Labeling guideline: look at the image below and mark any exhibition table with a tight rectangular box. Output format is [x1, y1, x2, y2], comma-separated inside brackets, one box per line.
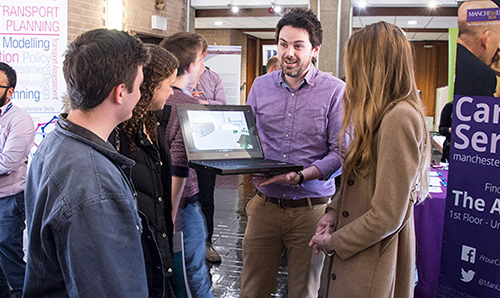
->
[414, 167, 448, 298]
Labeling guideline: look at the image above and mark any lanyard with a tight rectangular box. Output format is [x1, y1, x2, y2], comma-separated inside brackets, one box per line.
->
[0, 102, 13, 116]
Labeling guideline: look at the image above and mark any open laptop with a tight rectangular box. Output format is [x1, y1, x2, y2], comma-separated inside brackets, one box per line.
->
[176, 104, 303, 175]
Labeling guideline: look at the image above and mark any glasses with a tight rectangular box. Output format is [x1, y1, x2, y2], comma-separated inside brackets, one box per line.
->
[0, 85, 11, 89]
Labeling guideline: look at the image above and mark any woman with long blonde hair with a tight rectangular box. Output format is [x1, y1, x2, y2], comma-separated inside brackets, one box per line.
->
[310, 21, 430, 297]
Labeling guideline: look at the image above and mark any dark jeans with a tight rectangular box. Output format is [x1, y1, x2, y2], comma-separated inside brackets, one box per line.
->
[0, 192, 26, 298]
[196, 170, 216, 243]
[0, 266, 11, 298]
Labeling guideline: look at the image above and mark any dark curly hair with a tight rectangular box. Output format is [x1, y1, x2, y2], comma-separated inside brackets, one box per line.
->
[121, 44, 179, 153]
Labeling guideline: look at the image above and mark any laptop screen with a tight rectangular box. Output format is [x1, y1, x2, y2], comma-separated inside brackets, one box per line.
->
[176, 104, 265, 160]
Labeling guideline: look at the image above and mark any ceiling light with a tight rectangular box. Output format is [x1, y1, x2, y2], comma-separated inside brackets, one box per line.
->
[214, 21, 224, 26]
[428, 1, 438, 8]
[407, 20, 418, 25]
[357, 1, 367, 8]
[269, 3, 282, 14]
[230, 5, 239, 13]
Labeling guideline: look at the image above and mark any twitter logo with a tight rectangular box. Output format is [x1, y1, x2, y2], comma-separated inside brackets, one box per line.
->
[461, 269, 475, 283]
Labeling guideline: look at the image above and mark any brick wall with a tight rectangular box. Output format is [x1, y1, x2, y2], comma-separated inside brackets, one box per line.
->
[68, 0, 187, 43]
[68, 0, 105, 42]
[67, 2, 248, 102]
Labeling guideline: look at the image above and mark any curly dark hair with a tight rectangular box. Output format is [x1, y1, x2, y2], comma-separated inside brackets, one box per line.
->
[121, 44, 179, 153]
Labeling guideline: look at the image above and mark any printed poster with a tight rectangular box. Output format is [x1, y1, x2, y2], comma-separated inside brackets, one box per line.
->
[204, 45, 241, 105]
[0, 0, 68, 154]
[437, 2, 500, 297]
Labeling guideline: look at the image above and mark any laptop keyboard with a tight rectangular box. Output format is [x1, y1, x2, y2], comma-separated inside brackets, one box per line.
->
[200, 159, 286, 167]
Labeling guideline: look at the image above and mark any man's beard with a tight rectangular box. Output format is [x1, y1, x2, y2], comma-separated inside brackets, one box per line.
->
[0, 92, 8, 107]
[281, 58, 307, 78]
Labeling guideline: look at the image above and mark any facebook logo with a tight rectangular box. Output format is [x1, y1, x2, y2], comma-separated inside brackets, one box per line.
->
[461, 245, 476, 264]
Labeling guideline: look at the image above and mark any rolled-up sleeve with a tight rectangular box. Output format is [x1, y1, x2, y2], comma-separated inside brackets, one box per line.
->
[311, 84, 346, 180]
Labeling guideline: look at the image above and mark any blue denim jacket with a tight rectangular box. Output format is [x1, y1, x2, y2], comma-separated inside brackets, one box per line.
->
[24, 114, 148, 297]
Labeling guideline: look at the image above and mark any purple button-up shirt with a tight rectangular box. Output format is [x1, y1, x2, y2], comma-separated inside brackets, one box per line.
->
[0, 102, 35, 197]
[247, 64, 346, 199]
[195, 68, 227, 105]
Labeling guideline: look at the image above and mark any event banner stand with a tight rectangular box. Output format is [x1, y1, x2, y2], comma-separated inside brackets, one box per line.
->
[0, 0, 67, 156]
[437, 2, 500, 297]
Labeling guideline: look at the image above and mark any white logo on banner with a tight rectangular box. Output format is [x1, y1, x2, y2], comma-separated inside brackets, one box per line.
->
[461, 268, 475, 283]
[461, 245, 477, 264]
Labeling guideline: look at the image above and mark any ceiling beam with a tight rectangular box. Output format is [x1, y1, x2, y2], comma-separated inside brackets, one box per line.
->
[353, 7, 457, 17]
[196, 8, 277, 18]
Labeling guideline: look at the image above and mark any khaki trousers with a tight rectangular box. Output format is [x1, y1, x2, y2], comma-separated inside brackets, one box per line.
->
[240, 193, 326, 298]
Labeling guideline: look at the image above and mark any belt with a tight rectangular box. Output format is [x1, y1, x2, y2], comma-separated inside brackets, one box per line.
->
[179, 195, 199, 209]
[257, 191, 330, 209]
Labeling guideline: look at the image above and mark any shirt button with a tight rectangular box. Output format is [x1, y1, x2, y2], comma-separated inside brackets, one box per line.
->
[158, 197, 163, 202]
[288, 113, 291, 116]
[331, 273, 336, 280]
[285, 134, 289, 137]
[291, 93, 295, 96]
[347, 179, 355, 186]
[283, 154, 286, 158]
[162, 233, 167, 238]
[342, 211, 349, 218]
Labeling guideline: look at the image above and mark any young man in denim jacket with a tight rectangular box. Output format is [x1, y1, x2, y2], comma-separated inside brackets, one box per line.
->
[24, 29, 149, 297]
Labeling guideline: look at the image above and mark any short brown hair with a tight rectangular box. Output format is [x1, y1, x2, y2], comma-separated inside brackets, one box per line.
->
[63, 29, 148, 110]
[160, 32, 207, 76]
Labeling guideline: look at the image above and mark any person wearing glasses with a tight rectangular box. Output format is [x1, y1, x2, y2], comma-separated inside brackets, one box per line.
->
[0, 62, 35, 298]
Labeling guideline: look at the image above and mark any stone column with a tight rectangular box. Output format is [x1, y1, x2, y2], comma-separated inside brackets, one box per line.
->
[311, 0, 351, 78]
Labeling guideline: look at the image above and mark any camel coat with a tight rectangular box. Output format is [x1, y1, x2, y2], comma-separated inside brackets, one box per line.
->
[326, 101, 425, 298]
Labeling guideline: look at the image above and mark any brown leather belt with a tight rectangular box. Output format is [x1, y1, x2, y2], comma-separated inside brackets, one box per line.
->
[257, 191, 330, 209]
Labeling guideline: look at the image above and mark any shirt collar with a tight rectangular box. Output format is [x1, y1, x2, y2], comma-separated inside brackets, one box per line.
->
[0, 102, 13, 117]
[278, 63, 317, 91]
[173, 86, 193, 97]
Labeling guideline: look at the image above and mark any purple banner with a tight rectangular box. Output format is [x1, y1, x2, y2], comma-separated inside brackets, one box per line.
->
[466, 8, 500, 22]
[437, 95, 500, 297]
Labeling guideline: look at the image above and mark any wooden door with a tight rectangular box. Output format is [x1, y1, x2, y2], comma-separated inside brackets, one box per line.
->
[246, 36, 257, 101]
[414, 42, 438, 117]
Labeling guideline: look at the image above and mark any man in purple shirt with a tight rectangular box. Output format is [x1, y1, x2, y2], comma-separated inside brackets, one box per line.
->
[194, 67, 227, 105]
[241, 8, 346, 298]
[0, 62, 35, 298]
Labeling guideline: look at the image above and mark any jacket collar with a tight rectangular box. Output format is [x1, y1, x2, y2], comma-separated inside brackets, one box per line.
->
[57, 113, 135, 173]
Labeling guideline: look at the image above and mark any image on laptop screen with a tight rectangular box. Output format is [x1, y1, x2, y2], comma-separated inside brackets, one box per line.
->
[177, 104, 265, 161]
[187, 110, 254, 151]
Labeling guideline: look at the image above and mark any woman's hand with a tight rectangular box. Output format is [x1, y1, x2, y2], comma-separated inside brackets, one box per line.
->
[309, 210, 336, 255]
